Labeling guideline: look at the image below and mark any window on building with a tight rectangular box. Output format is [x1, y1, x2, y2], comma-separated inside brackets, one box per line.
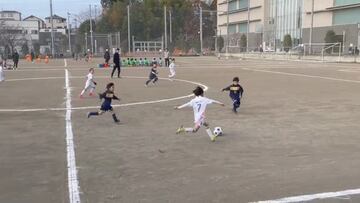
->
[239, 0, 248, 9]
[238, 23, 248, 33]
[334, 0, 360, 6]
[31, 30, 38, 34]
[333, 7, 360, 25]
[228, 24, 237, 34]
[8, 13, 13, 17]
[229, 0, 238, 11]
[1, 14, 5, 17]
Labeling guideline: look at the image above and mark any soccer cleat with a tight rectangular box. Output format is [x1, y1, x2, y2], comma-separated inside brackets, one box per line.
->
[80, 95, 84, 99]
[87, 112, 91, 118]
[210, 135, 216, 142]
[176, 126, 185, 134]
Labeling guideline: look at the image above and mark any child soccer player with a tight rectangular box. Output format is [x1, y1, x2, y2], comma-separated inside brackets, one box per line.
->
[145, 63, 158, 87]
[222, 77, 244, 113]
[168, 58, 176, 79]
[175, 86, 225, 142]
[80, 68, 97, 98]
[87, 82, 121, 123]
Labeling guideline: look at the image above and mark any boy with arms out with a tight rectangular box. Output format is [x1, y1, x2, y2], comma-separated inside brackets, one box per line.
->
[168, 58, 176, 79]
[222, 77, 244, 113]
[175, 86, 225, 142]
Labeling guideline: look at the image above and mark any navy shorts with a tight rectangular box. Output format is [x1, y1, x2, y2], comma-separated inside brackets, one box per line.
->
[100, 103, 113, 111]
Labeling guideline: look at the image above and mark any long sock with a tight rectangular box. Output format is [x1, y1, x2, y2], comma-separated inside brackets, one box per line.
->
[112, 113, 120, 122]
[80, 89, 86, 95]
[206, 128, 214, 139]
[88, 112, 99, 118]
[185, 128, 193, 132]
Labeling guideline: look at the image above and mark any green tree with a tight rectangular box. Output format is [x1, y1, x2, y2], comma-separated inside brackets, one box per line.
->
[324, 30, 338, 54]
[240, 34, 247, 52]
[283, 34, 292, 52]
[217, 36, 224, 52]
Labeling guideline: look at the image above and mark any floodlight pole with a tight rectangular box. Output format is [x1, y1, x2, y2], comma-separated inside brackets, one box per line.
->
[309, 0, 314, 55]
[50, 0, 55, 57]
[127, 5, 131, 53]
[246, 0, 250, 52]
[226, 0, 229, 56]
[67, 12, 72, 54]
[89, 5, 94, 54]
[164, 5, 168, 49]
[169, 9, 172, 43]
[200, 6, 203, 56]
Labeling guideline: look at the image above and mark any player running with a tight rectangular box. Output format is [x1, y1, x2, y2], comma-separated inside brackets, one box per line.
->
[168, 58, 176, 80]
[222, 77, 244, 113]
[175, 86, 225, 142]
[80, 68, 97, 98]
[87, 82, 121, 123]
[145, 63, 159, 87]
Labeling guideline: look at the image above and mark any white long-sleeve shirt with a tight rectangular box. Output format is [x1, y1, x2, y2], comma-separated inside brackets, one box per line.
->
[178, 96, 221, 124]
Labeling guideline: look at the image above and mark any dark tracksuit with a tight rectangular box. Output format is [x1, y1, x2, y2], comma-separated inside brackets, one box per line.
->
[145, 68, 158, 85]
[104, 51, 110, 64]
[88, 90, 120, 123]
[13, 52, 19, 69]
[222, 84, 244, 112]
[111, 52, 121, 78]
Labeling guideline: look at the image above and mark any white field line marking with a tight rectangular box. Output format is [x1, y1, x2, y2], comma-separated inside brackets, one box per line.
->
[242, 68, 360, 84]
[252, 188, 360, 203]
[337, 69, 360, 73]
[64, 59, 68, 67]
[65, 69, 81, 203]
[0, 76, 208, 112]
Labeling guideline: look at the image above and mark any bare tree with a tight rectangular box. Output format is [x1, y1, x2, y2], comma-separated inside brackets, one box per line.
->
[0, 21, 26, 58]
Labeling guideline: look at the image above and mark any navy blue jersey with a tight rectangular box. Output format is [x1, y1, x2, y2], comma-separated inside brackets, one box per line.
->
[222, 84, 244, 98]
[149, 68, 158, 77]
[99, 90, 119, 111]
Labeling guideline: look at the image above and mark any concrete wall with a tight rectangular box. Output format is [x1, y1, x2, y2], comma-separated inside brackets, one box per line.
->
[302, 24, 359, 53]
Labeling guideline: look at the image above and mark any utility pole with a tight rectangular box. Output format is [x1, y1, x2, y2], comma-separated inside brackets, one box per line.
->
[67, 12, 72, 54]
[309, 0, 314, 55]
[85, 32, 88, 51]
[274, 0, 278, 52]
[200, 6, 203, 55]
[246, 0, 250, 52]
[50, 0, 55, 57]
[127, 5, 131, 53]
[169, 9, 172, 43]
[89, 5, 94, 54]
[164, 5, 168, 49]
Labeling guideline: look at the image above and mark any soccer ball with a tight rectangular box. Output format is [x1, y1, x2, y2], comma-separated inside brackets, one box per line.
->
[213, 127, 223, 136]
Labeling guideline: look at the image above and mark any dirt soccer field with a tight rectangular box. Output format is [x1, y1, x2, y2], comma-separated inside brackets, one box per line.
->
[1, 57, 360, 203]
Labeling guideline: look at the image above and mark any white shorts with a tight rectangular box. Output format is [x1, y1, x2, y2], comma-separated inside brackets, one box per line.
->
[84, 81, 95, 91]
[194, 115, 206, 128]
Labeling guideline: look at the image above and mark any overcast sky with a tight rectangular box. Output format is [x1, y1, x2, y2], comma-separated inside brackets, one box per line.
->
[0, 0, 101, 20]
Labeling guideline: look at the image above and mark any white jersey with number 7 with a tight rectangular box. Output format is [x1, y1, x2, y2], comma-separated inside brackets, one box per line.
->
[178, 96, 220, 125]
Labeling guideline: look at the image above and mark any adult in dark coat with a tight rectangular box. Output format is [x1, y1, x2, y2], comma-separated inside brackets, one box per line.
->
[104, 49, 111, 64]
[13, 50, 19, 69]
[111, 48, 121, 78]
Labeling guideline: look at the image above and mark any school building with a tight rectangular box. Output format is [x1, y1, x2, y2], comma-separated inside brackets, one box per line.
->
[217, 0, 360, 52]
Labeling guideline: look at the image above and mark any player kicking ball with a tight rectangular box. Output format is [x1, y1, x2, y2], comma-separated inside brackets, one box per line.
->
[87, 82, 121, 124]
[80, 68, 97, 98]
[175, 86, 225, 142]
